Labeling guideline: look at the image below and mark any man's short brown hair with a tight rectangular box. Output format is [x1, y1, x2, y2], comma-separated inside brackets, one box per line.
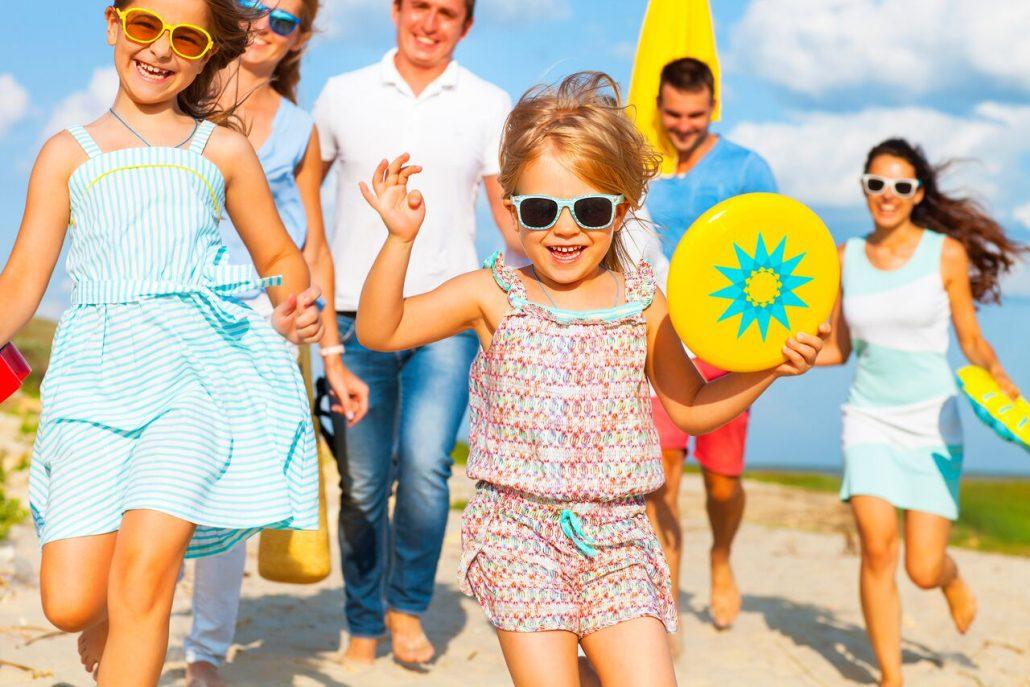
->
[659, 57, 714, 98]
[393, 0, 475, 22]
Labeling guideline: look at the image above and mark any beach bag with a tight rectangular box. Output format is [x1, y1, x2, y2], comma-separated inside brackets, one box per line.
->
[258, 346, 332, 583]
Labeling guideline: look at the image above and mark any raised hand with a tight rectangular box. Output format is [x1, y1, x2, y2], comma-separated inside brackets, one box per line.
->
[774, 323, 831, 377]
[271, 286, 325, 344]
[358, 154, 425, 243]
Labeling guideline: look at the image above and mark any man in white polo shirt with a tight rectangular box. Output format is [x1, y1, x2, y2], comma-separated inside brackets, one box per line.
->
[313, 0, 511, 667]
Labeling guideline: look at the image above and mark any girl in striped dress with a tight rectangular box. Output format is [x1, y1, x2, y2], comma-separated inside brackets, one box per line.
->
[0, 1, 323, 683]
[818, 139, 1024, 687]
[356, 72, 827, 687]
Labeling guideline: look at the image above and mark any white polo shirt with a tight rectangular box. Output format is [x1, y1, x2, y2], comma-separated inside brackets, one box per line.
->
[313, 49, 512, 310]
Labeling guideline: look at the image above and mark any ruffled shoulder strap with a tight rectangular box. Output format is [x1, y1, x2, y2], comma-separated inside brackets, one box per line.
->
[483, 251, 528, 305]
[623, 259, 657, 309]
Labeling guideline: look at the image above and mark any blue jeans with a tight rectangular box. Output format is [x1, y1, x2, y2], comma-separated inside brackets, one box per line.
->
[329, 313, 478, 637]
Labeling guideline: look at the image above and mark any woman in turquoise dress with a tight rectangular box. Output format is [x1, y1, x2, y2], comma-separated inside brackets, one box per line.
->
[818, 138, 1023, 686]
[0, 1, 324, 683]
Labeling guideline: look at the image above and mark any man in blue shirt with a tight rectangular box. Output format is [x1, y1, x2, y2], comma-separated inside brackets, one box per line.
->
[644, 58, 777, 641]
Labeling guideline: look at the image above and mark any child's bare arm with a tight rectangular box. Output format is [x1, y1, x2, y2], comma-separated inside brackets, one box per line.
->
[0, 133, 78, 343]
[356, 155, 487, 351]
[214, 127, 322, 343]
[644, 289, 827, 435]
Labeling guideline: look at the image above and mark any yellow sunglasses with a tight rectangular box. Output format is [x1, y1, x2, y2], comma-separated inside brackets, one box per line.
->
[114, 7, 214, 60]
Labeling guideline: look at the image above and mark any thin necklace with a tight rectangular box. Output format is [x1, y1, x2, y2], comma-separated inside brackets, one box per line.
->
[108, 108, 200, 148]
[529, 265, 621, 310]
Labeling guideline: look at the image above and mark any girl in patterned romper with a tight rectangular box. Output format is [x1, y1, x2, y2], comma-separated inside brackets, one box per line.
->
[357, 72, 828, 686]
[0, 1, 323, 683]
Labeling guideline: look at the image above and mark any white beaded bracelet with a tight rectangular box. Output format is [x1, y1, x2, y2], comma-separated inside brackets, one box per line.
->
[319, 344, 345, 357]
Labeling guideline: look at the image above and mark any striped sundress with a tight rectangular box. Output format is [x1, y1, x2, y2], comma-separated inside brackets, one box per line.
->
[839, 229, 963, 519]
[28, 122, 318, 558]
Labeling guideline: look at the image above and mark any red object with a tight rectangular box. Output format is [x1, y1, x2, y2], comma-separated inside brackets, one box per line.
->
[0, 343, 30, 402]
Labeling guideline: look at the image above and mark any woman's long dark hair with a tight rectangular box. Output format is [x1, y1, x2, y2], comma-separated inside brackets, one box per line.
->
[270, 0, 320, 103]
[865, 138, 1026, 304]
[113, 0, 260, 130]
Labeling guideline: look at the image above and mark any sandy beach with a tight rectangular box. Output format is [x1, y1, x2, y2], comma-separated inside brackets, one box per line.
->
[1, 450, 1028, 686]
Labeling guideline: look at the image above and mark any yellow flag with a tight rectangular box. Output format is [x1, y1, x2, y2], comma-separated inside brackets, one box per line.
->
[627, 0, 721, 176]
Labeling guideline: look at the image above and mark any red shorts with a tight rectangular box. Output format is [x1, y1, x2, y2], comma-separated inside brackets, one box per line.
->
[651, 359, 749, 477]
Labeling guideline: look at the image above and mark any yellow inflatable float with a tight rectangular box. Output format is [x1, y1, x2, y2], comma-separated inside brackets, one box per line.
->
[955, 365, 1029, 452]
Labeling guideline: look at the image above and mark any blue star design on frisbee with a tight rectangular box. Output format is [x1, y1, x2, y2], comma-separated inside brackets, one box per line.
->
[710, 234, 813, 340]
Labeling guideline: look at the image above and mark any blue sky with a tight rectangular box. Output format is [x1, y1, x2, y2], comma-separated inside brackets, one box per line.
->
[1, 0, 1028, 472]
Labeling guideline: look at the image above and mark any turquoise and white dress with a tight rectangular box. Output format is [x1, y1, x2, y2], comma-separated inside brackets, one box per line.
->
[839, 229, 963, 519]
[28, 122, 318, 557]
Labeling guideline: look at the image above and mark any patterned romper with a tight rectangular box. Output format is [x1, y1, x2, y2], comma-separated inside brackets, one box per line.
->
[458, 252, 677, 636]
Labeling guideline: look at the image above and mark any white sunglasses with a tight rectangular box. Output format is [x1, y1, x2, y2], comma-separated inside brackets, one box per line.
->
[861, 174, 921, 199]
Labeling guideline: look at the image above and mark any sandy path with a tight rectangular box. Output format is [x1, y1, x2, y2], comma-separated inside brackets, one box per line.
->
[1, 462, 1028, 686]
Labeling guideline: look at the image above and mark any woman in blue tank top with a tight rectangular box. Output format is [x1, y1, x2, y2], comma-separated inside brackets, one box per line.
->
[818, 139, 1024, 687]
[178, 2, 369, 684]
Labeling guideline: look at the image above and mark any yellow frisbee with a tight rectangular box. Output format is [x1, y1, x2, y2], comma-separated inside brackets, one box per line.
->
[955, 365, 1029, 452]
[666, 193, 840, 372]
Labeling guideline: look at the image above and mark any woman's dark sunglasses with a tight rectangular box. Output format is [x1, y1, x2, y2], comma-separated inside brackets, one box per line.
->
[239, 0, 302, 36]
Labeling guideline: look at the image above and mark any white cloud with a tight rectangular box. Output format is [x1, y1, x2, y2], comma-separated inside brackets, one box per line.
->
[41, 67, 119, 138]
[316, 0, 386, 39]
[728, 102, 1030, 211]
[730, 0, 1030, 98]
[1014, 203, 1030, 230]
[0, 74, 30, 138]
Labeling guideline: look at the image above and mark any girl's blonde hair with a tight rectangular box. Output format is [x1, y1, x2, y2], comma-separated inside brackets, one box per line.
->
[498, 71, 661, 272]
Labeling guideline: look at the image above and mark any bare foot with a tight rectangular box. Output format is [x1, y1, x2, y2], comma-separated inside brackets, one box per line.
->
[942, 575, 977, 634]
[710, 552, 741, 630]
[385, 609, 435, 665]
[186, 660, 227, 687]
[77, 619, 108, 679]
[879, 675, 903, 687]
[339, 636, 378, 669]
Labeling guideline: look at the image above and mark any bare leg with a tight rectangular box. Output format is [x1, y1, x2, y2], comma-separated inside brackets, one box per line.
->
[903, 511, 976, 634]
[851, 496, 903, 687]
[701, 468, 744, 629]
[97, 509, 195, 687]
[40, 533, 117, 677]
[496, 629, 581, 687]
[644, 449, 685, 654]
[385, 608, 435, 664]
[581, 617, 677, 687]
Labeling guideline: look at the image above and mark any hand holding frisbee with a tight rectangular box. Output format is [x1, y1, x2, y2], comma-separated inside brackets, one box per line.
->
[666, 193, 839, 372]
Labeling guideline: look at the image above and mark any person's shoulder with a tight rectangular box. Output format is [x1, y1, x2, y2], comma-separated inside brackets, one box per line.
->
[718, 137, 768, 165]
[456, 66, 511, 104]
[36, 129, 88, 179]
[280, 97, 315, 129]
[940, 233, 968, 264]
[207, 123, 252, 155]
[320, 62, 381, 95]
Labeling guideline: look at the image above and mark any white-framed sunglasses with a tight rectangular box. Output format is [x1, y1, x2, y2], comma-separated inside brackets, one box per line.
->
[861, 174, 921, 199]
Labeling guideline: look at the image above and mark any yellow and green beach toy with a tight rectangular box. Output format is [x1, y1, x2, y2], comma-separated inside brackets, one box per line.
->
[955, 365, 1030, 452]
[666, 193, 840, 372]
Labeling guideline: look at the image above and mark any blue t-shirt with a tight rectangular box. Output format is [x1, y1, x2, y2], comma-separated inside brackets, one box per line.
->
[219, 97, 315, 299]
[646, 137, 777, 258]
